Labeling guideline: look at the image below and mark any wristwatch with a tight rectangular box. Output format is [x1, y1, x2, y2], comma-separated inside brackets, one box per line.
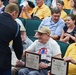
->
[47, 63, 51, 70]
[47, 63, 51, 66]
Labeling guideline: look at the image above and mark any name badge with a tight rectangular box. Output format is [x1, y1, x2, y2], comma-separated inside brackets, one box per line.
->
[41, 54, 46, 59]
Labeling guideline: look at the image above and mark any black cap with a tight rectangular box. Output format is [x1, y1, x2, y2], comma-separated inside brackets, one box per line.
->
[27, 1, 35, 8]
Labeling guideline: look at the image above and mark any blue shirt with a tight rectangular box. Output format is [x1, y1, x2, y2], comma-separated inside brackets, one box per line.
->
[22, 36, 33, 50]
[44, 0, 51, 7]
[39, 17, 65, 36]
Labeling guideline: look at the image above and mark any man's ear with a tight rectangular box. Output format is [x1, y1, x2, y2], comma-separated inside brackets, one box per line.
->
[11, 11, 15, 16]
[13, 11, 17, 16]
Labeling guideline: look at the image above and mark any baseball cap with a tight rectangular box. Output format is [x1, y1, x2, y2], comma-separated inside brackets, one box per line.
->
[35, 26, 51, 35]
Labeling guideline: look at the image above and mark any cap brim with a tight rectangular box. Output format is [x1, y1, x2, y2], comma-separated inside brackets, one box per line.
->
[35, 30, 46, 34]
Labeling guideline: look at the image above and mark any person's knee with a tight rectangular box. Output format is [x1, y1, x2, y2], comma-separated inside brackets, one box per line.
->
[11, 67, 18, 75]
[18, 68, 30, 75]
[28, 71, 39, 75]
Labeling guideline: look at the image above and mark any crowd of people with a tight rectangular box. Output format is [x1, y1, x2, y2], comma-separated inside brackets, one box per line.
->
[0, 0, 76, 75]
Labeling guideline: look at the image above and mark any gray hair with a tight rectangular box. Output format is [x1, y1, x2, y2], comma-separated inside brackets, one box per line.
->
[51, 7, 61, 15]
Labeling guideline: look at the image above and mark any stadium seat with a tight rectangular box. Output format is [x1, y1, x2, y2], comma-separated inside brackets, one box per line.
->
[25, 19, 41, 36]
[18, 17, 26, 27]
[56, 40, 69, 57]
[63, 9, 71, 14]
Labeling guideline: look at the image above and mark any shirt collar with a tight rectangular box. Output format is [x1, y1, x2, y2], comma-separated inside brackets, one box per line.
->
[22, 36, 28, 44]
[37, 3, 45, 9]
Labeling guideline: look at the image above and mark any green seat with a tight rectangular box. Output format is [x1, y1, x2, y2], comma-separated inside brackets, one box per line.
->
[18, 17, 26, 27]
[18, 0, 22, 5]
[25, 19, 41, 36]
[56, 40, 69, 57]
[63, 9, 71, 14]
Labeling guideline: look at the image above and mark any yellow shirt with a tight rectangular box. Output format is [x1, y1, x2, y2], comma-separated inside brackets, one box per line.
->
[32, 3, 51, 20]
[63, 0, 72, 9]
[21, 9, 33, 19]
[64, 43, 76, 59]
[64, 43, 76, 75]
[60, 10, 67, 21]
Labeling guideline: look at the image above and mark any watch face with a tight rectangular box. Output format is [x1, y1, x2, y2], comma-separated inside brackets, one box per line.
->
[48, 63, 51, 66]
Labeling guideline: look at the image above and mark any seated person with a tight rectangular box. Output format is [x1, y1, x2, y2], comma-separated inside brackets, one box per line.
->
[16, 26, 62, 75]
[57, 0, 67, 21]
[15, 18, 33, 50]
[11, 18, 33, 75]
[36, 7, 65, 40]
[48, 43, 76, 75]
[64, 43, 76, 75]
[22, 0, 51, 20]
[19, 1, 35, 19]
[70, 0, 76, 15]
[63, 0, 72, 9]
[64, 57, 76, 65]
[60, 14, 76, 44]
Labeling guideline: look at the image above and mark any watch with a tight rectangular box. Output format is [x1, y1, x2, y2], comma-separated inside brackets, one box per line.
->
[47, 63, 51, 66]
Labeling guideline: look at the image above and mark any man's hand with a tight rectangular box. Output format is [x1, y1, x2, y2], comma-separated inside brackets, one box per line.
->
[39, 62, 48, 69]
[64, 57, 76, 64]
[16, 60, 25, 67]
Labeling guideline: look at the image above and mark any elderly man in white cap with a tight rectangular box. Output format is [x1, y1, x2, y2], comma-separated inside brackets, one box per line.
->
[17, 26, 62, 75]
[11, 18, 33, 75]
[15, 18, 33, 50]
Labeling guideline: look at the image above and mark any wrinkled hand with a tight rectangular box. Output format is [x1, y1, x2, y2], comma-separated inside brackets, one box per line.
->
[64, 57, 75, 64]
[16, 60, 25, 67]
[39, 62, 48, 69]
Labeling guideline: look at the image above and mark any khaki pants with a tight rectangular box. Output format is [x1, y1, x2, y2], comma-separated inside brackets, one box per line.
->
[12, 67, 22, 75]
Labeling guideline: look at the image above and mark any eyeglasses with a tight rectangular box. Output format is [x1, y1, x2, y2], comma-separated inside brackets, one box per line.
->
[37, 32, 44, 36]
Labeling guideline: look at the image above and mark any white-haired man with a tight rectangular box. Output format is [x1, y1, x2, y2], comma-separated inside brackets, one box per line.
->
[16, 26, 62, 75]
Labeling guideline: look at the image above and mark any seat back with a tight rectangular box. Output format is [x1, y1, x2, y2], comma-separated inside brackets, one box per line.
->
[18, 17, 26, 27]
[25, 19, 41, 36]
[56, 40, 69, 57]
[63, 9, 71, 14]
